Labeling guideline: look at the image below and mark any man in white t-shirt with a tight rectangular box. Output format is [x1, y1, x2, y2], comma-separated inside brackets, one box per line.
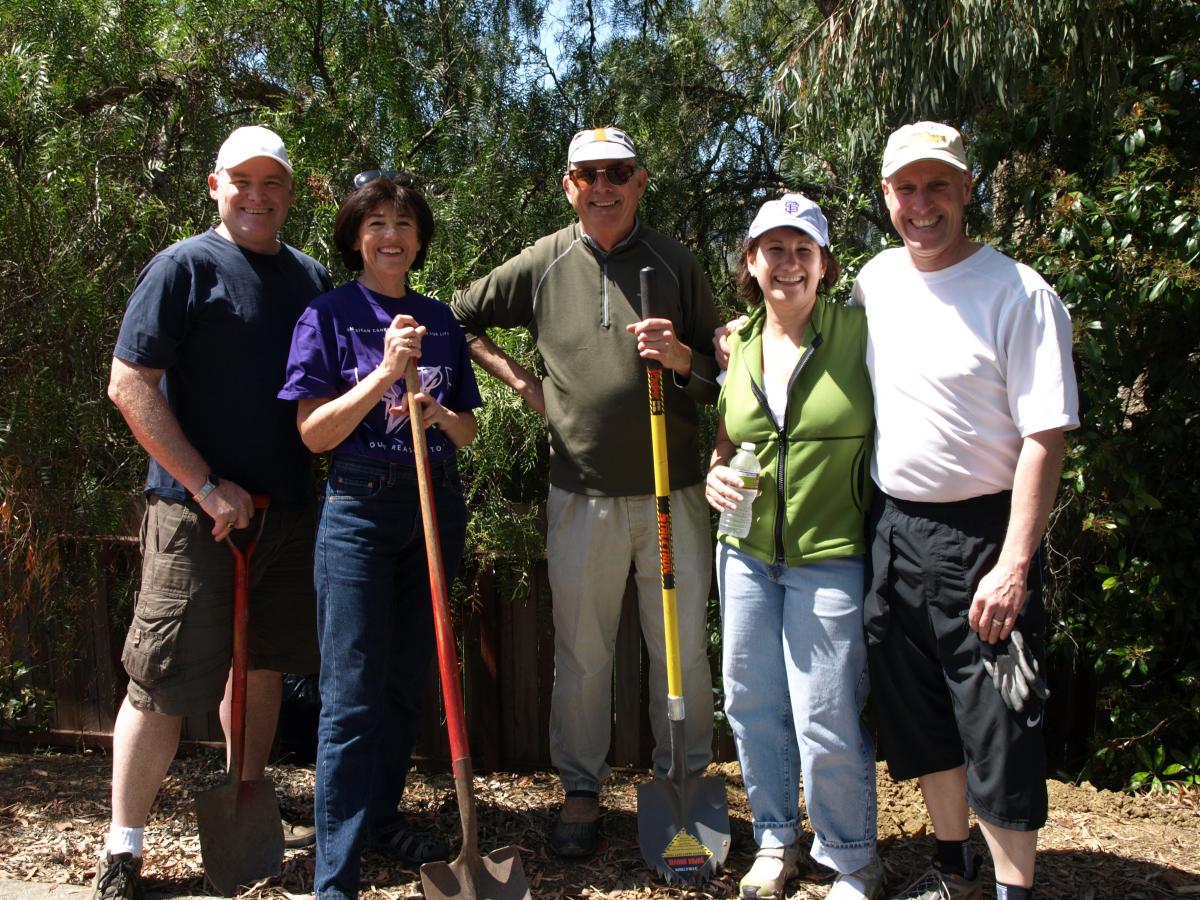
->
[853, 122, 1078, 900]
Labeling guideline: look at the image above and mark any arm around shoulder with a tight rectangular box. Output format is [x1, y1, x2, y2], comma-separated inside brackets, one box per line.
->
[673, 259, 721, 403]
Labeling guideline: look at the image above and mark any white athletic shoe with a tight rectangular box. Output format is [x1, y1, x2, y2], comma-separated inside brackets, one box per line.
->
[827, 856, 885, 899]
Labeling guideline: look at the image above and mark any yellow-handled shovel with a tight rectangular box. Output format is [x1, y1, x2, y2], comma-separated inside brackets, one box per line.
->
[633, 267, 730, 884]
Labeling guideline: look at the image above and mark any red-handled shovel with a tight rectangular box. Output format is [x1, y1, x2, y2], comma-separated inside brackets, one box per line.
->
[197, 495, 284, 896]
[404, 359, 532, 900]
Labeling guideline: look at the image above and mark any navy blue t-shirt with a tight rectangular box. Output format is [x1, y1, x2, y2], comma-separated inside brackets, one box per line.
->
[114, 229, 331, 508]
[279, 281, 482, 464]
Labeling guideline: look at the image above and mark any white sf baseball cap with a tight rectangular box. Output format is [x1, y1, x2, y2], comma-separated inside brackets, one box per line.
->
[745, 193, 829, 248]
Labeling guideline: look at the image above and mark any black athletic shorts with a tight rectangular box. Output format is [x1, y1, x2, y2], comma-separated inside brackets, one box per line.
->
[864, 490, 1048, 831]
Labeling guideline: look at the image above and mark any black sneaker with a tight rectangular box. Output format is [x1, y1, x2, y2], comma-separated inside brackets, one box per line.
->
[91, 852, 143, 900]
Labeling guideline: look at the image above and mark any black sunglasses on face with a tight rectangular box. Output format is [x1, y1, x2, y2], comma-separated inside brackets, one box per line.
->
[566, 164, 637, 187]
[353, 169, 416, 190]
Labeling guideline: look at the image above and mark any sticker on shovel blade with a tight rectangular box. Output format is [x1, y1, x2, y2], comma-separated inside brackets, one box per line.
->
[662, 828, 713, 876]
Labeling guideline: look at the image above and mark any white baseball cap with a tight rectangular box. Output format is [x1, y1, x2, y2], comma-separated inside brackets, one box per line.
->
[881, 121, 968, 178]
[745, 193, 829, 248]
[214, 125, 292, 175]
[567, 126, 637, 164]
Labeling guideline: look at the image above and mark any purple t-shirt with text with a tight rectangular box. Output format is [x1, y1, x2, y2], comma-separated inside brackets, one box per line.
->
[279, 281, 482, 464]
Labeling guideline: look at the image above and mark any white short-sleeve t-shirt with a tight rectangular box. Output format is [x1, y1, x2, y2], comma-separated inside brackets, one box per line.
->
[852, 245, 1079, 503]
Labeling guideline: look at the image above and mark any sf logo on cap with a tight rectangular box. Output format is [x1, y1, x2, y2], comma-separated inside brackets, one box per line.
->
[784, 200, 800, 214]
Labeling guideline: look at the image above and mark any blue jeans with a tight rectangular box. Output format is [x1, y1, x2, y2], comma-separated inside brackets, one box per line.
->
[717, 543, 876, 875]
[313, 455, 467, 900]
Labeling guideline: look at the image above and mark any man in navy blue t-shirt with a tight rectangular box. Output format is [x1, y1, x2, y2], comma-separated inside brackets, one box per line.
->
[92, 126, 330, 900]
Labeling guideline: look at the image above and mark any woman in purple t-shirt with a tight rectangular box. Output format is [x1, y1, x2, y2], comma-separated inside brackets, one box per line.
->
[279, 174, 482, 899]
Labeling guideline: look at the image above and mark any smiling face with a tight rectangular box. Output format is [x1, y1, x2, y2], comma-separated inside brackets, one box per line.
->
[562, 157, 648, 251]
[207, 156, 293, 254]
[355, 203, 423, 293]
[882, 159, 974, 271]
[747, 227, 827, 315]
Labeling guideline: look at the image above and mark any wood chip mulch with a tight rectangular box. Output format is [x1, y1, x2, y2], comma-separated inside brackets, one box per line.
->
[1, 749, 1198, 897]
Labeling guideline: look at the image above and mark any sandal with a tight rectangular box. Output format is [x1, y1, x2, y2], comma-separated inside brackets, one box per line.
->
[369, 821, 450, 865]
[740, 844, 802, 899]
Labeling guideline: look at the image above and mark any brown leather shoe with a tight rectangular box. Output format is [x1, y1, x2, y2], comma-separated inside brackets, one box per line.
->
[550, 796, 600, 858]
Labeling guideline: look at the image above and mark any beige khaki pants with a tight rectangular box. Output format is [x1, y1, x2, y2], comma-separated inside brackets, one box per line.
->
[547, 483, 714, 792]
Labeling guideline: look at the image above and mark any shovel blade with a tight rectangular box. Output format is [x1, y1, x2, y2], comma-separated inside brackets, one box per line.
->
[196, 776, 283, 896]
[420, 845, 531, 900]
[637, 775, 730, 884]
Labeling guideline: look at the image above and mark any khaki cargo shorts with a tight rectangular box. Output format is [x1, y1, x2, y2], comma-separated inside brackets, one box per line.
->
[122, 495, 320, 717]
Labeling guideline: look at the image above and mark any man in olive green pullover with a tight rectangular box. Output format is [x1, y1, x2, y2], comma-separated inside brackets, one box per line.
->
[450, 126, 720, 857]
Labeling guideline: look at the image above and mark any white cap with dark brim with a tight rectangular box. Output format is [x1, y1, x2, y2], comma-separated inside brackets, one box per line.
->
[881, 121, 968, 178]
[568, 127, 637, 165]
[215, 125, 293, 175]
[745, 193, 829, 248]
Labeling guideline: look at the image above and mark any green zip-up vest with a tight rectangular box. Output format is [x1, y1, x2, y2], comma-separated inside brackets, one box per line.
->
[717, 296, 874, 567]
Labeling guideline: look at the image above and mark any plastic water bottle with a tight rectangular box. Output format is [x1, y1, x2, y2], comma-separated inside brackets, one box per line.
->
[718, 442, 760, 538]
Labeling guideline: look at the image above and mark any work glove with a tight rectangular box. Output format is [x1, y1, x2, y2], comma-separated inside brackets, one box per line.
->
[981, 628, 1049, 712]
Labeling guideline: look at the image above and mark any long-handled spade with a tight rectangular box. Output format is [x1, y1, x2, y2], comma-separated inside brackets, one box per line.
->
[197, 495, 285, 896]
[634, 267, 731, 884]
[404, 360, 532, 900]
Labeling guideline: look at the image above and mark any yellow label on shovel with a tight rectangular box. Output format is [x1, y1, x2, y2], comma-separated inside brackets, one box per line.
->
[662, 828, 714, 876]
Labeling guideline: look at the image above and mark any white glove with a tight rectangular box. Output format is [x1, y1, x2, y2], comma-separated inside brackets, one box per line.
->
[982, 628, 1049, 712]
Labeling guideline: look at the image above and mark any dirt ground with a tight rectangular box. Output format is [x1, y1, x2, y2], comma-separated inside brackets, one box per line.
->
[0, 748, 1197, 899]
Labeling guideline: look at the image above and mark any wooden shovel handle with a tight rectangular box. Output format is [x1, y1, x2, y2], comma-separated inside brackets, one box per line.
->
[405, 359, 470, 764]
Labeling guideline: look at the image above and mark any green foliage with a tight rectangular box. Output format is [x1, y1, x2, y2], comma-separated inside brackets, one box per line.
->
[2, 0, 1198, 787]
[0, 661, 55, 732]
[1012, 33, 1200, 783]
[1129, 744, 1200, 795]
[775, 0, 1138, 174]
[768, 0, 1200, 786]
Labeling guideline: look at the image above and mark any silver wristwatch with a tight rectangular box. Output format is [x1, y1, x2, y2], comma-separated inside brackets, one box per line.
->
[192, 474, 220, 504]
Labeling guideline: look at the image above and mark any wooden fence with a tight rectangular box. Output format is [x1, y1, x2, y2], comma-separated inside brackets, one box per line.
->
[2, 524, 738, 771]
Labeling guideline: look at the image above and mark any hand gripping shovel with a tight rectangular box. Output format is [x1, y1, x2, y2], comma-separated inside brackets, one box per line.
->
[404, 360, 532, 900]
[634, 267, 730, 884]
[197, 495, 284, 896]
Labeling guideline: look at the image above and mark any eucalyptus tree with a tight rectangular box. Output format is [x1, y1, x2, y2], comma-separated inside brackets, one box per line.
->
[0, 0, 565, 659]
[764, 0, 1200, 785]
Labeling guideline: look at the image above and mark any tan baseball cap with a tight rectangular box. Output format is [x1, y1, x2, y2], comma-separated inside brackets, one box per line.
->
[881, 122, 968, 178]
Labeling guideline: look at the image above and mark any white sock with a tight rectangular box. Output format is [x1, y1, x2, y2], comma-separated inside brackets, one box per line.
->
[106, 825, 144, 858]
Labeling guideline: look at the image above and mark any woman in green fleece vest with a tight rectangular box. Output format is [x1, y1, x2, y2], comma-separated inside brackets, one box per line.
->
[705, 195, 883, 900]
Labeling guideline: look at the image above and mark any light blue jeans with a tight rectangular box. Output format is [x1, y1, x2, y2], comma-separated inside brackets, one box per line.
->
[717, 543, 877, 874]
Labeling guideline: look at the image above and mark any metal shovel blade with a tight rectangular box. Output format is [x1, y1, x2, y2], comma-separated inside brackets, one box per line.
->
[637, 774, 731, 884]
[196, 775, 283, 896]
[420, 845, 531, 900]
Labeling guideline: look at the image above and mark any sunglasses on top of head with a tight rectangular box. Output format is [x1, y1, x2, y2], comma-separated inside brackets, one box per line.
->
[566, 164, 637, 187]
[353, 169, 416, 190]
